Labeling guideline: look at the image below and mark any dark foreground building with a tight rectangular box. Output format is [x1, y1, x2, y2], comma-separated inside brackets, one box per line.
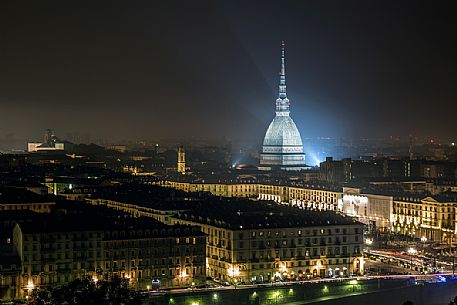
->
[2, 202, 205, 300]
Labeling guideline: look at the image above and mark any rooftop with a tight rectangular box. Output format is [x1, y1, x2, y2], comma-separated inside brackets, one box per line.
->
[0, 186, 54, 204]
[92, 183, 199, 211]
[18, 201, 204, 238]
[91, 184, 357, 230]
[176, 200, 359, 230]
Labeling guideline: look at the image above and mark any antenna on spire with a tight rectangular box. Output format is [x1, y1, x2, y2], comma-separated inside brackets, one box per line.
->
[280, 40, 286, 76]
[278, 40, 287, 100]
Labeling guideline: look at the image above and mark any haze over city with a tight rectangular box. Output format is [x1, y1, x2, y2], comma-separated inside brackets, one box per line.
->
[1, 1, 456, 145]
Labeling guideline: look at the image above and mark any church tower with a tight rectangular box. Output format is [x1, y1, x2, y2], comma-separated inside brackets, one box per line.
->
[177, 146, 186, 174]
[259, 42, 307, 170]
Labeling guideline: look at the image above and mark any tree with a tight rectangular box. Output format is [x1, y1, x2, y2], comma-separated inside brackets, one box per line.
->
[28, 276, 142, 305]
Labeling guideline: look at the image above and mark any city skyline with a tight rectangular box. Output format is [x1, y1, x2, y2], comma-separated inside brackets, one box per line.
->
[0, 1, 456, 143]
[2, 2, 457, 304]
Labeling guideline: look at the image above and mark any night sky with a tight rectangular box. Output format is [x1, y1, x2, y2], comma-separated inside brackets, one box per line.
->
[0, 1, 456, 144]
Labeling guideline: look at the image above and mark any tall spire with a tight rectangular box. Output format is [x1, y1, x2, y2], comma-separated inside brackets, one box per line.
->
[276, 41, 290, 115]
[279, 40, 287, 99]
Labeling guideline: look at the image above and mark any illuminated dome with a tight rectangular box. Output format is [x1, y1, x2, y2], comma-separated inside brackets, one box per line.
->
[259, 42, 307, 171]
[263, 115, 303, 148]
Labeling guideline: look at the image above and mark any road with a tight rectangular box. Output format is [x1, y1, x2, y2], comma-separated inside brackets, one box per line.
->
[143, 273, 454, 296]
[305, 280, 457, 305]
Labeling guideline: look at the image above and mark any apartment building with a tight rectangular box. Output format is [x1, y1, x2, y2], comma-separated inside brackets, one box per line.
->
[169, 201, 364, 284]
[392, 193, 457, 243]
[10, 204, 206, 299]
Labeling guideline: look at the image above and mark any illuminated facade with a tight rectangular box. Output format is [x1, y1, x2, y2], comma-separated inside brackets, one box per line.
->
[118, 180, 457, 245]
[11, 216, 206, 299]
[159, 181, 259, 199]
[171, 208, 364, 283]
[159, 181, 342, 211]
[392, 195, 456, 243]
[288, 187, 342, 211]
[259, 42, 306, 171]
[342, 187, 393, 229]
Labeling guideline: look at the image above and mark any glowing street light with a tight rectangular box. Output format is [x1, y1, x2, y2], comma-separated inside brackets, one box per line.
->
[408, 247, 417, 269]
[273, 291, 281, 305]
[227, 265, 240, 277]
[227, 265, 240, 285]
[421, 236, 427, 243]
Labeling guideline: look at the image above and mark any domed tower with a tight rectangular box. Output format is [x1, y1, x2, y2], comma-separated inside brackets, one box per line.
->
[259, 42, 307, 171]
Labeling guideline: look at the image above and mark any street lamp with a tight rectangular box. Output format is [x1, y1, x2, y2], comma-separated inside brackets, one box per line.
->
[212, 292, 219, 304]
[273, 291, 280, 305]
[408, 247, 417, 270]
[227, 265, 240, 285]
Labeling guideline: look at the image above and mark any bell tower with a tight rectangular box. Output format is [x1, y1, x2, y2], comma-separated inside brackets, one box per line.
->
[177, 146, 186, 174]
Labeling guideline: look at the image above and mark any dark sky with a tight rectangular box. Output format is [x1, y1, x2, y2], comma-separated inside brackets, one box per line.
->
[0, 1, 456, 144]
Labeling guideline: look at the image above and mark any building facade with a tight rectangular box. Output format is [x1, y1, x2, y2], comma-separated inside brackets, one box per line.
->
[170, 208, 364, 284]
[392, 195, 456, 243]
[10, 211, 206, 300]
[342, 187, 393, 230]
